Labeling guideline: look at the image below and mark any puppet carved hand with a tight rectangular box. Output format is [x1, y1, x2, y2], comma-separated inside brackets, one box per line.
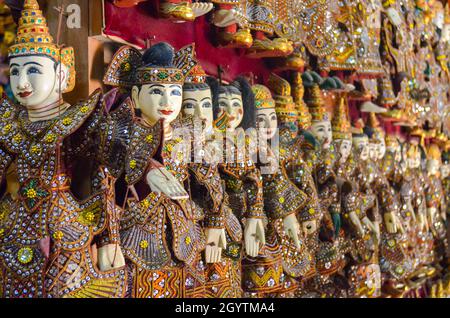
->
[205, 228, 227, 263]
[244, 218, 265, 257]
[350, 211, 365, 237]
[283, 213, 302, 250]
[384, 212, 399, 234]
[97, 244, 126, 271]
[146, 167, 189, 200]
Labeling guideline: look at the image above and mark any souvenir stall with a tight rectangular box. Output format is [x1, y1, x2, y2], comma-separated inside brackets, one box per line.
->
[0, 0, 449, 298]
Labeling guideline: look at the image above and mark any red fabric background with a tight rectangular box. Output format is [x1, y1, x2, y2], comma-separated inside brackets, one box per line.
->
[104, 0, 403, 136]
[103, 0, 271, 83]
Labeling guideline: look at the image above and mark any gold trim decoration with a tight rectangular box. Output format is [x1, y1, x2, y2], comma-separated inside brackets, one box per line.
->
[9, 0, 75, 93]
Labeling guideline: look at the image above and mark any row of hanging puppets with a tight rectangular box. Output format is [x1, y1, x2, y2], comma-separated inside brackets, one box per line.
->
[0, 0, 449, 299]
[105, 0, 450, 133]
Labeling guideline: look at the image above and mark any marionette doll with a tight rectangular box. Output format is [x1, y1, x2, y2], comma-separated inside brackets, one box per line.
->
[331, 94, 366, 238]
[245, 0, 293, 58]
[318, 0, 361, 72]
[240, 83, 309, 297]
[0, 0, 130, 298]
[181, 60, 244, 298]
[401, 133, 434, 274]
[267, 73, 318, 284]
[104, 42, 209, 298]
[339, 120, 383, 297]
[378, 134, 414, 297]
[301, 72, 342, 238]
[268, 73, 350, 297]
[424, 140, 448, 261]
[206, 75, 270, 294]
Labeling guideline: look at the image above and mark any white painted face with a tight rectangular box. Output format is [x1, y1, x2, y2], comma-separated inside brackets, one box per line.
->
[353, 136, 370, 161]
[407, 147, 421, 169]
[443, 25, 450, 43]
[369, 142, 379, 161]
[132, 83, 183, 125]
[377, 137, 386, 160]
[427, 159, 440, 175]
[310, 120, 332, 149]
[440, 164, 450, 178]
[10, 56, 68, 109]
[336, 139, 352, 163]
[433, 10, 444, 30]
[256, 108, 277, 140]
[182, 88, 213, 129]
[218, 92, 243, 130]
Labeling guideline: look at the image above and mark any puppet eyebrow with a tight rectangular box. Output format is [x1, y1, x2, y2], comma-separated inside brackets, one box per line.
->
[24, 62, 43, 67]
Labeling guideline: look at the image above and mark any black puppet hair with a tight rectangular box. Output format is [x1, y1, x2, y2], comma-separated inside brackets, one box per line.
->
[183, 82, 210, 91]
[206, 76, 256, 129]
[142, 42, 175, 68]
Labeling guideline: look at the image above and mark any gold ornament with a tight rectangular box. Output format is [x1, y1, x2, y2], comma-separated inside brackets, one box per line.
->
[9, 0, 75, 93]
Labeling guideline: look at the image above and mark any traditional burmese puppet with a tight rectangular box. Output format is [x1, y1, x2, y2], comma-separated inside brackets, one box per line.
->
[401, 132, 435, 272]
[267, 73, 319, 279]
[244, 0, 293, 58]
[424, 139, 448, 262]
[104, 42, 208, 298]
[301, 72, 341, 238]
[0, 0, 131, 298]
[206, 75, 272, 294]
[340, 119, 382, 297]
[378, 134, 414, 296]
[180, 58, 243, 298]
[331, 94, 366, 239]
[242, 83, 310, 297]
[267, 73, 349, 298]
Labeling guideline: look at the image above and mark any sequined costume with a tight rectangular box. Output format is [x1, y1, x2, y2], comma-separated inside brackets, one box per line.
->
[0, 91, 128, 298]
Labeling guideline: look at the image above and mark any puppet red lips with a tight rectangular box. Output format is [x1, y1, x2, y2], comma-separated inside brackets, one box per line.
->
[159, 109, 174, 116]
[18, 91, 32, 98]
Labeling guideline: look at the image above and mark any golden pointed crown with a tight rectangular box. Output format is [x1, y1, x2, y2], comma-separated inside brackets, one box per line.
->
[267, 73, 298, 123]
[292, 72, 311, 130]
[184, 45, 206, 84]
[427, 143, 442, 162]
[332, 94, 352, 140]
[304, 84, 329, 122]
[252, 84, 275, 110]
[9, 0, 75, 92]
[185, 64, 207, 84]
[385, 134, 399, 148]
[366, 112, 385, 141]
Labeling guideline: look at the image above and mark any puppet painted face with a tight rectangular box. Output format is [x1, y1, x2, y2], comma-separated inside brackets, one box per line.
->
[335, 139, 352, 163]
[132, 83, 183, 125]
[353, 136, 370, 161]
[310, 120, 332, 149]
[256, 108, 278, 140]
[10, 55, 68, 109]
[440, 164, 450, 178]
[369, 142, 379, 161]
[427, 159, 441, 175]
[377, 137, 386, 160]
[182, 86, 214, 129]
[218, 91, 244, 130]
